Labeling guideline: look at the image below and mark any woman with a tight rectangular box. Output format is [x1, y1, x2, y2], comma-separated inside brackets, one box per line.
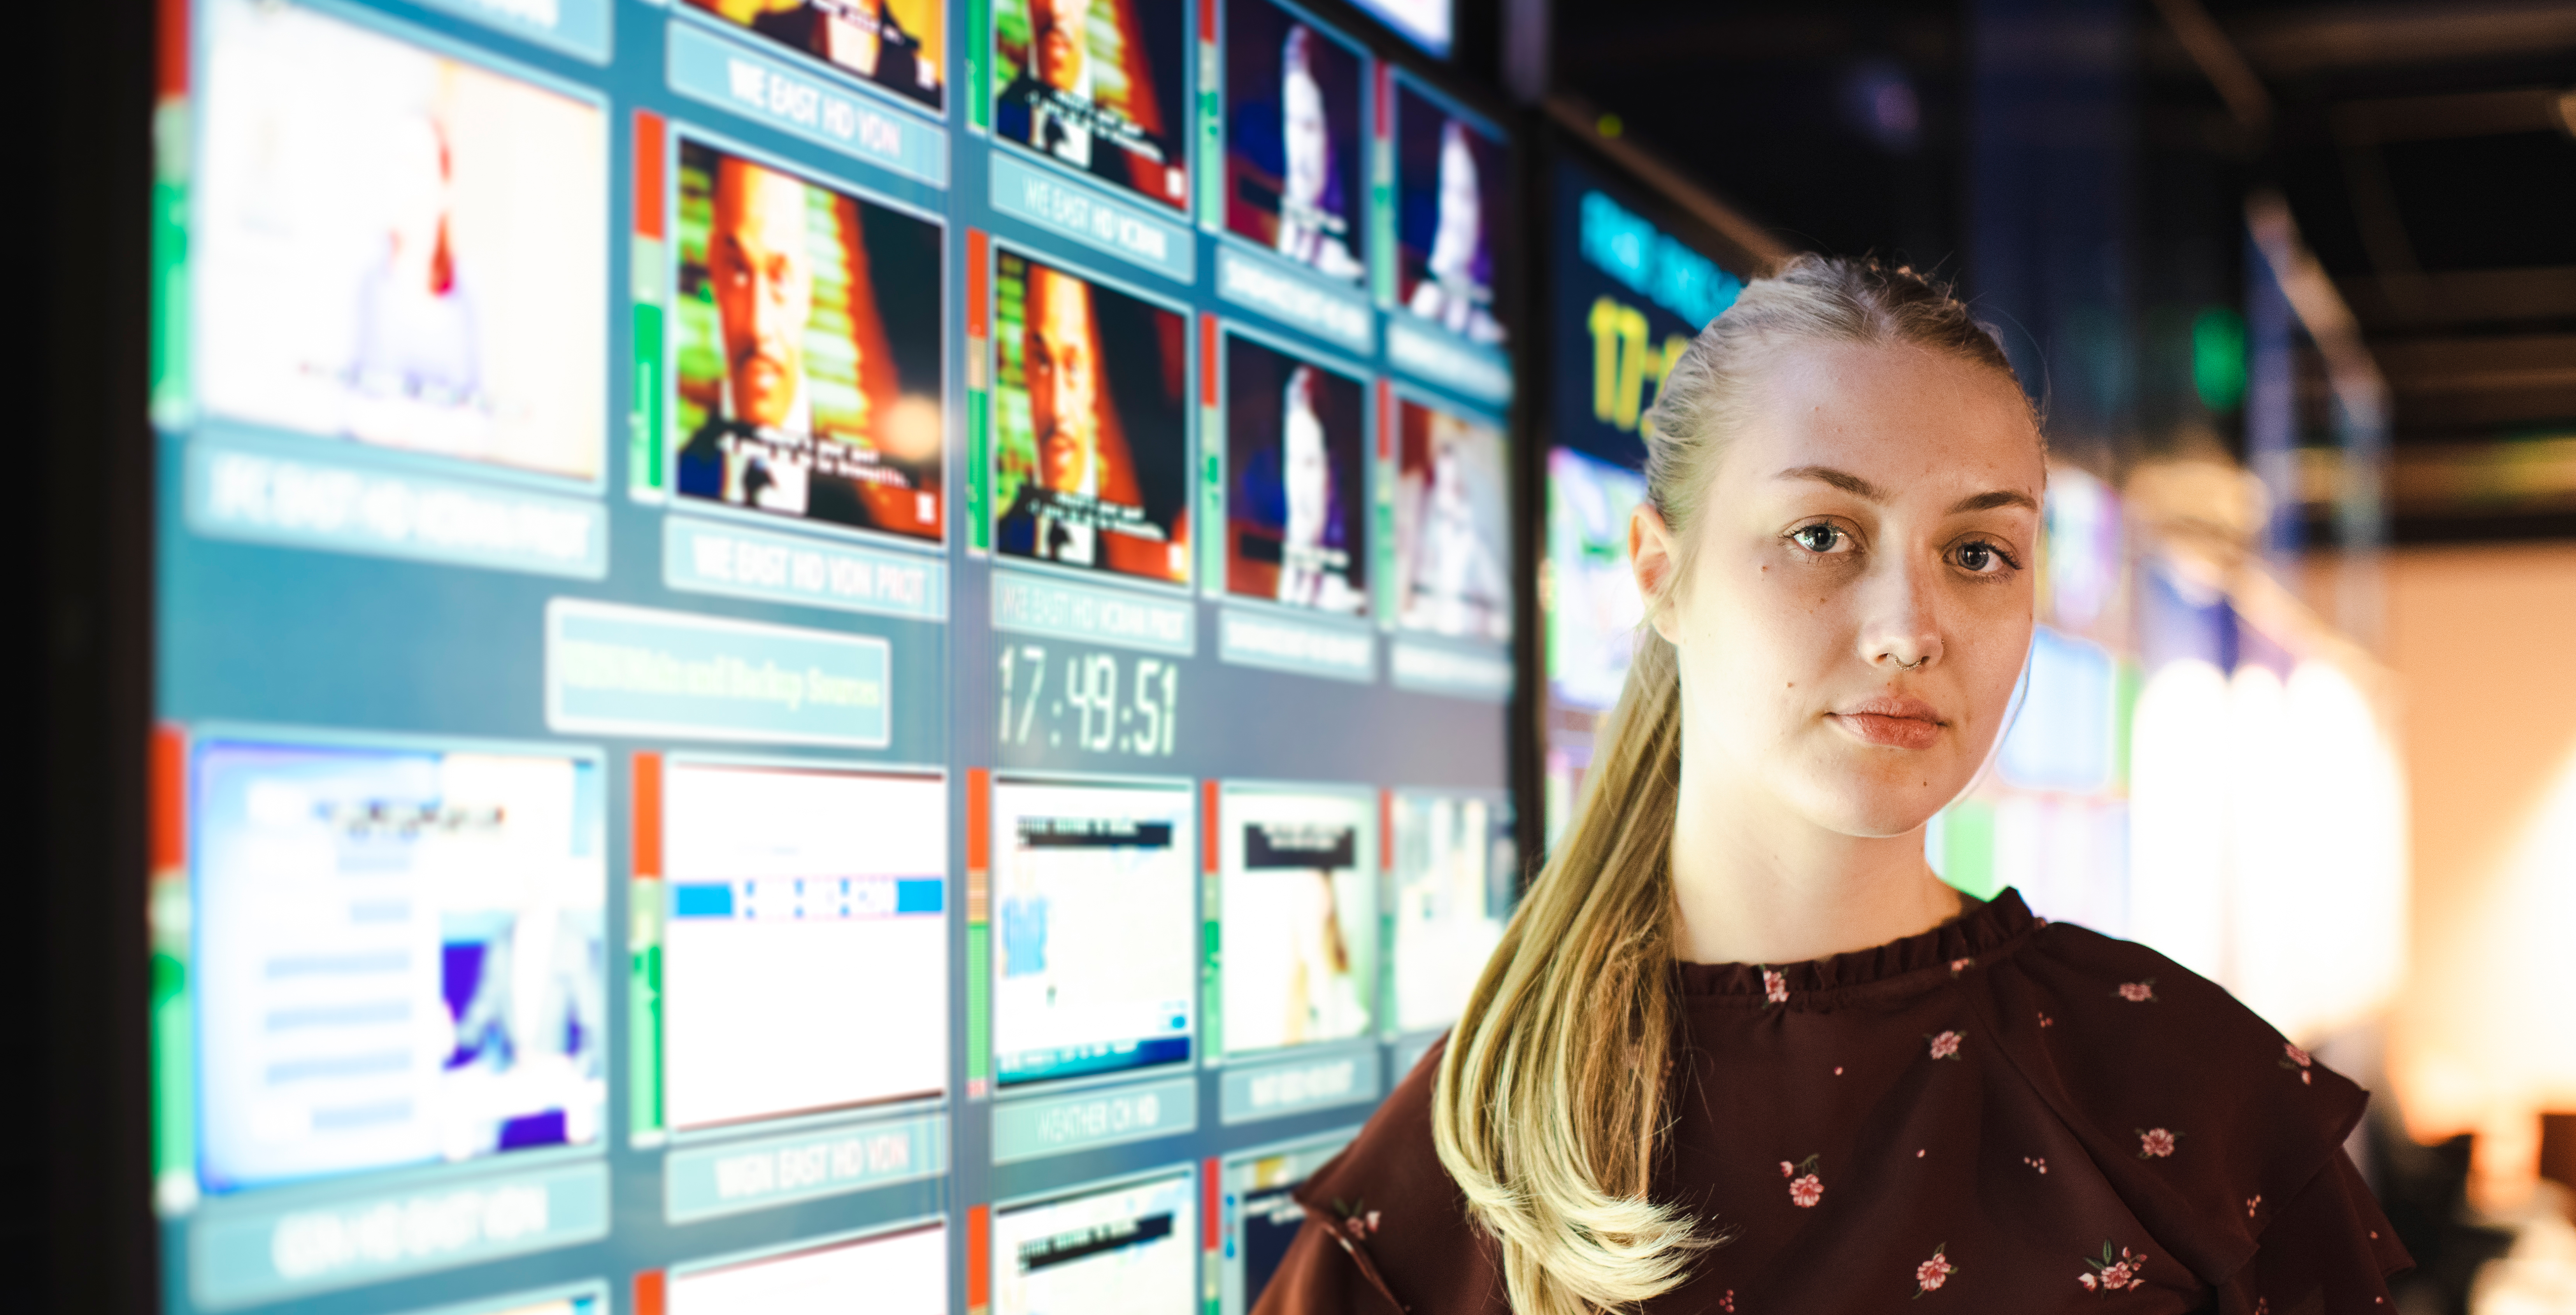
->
[1405, 120, 1504, 346]
[1277, 366, 1363, 614]
[1255, 258, 2407, 1313]
[1274, 25, 1364, 282]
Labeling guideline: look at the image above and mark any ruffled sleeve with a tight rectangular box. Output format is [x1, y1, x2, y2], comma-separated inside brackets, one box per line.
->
[2208, 1150, 2413, 1313]
[1975, 920, 2411, 1302]
[1252, 1038, 1507, 1315]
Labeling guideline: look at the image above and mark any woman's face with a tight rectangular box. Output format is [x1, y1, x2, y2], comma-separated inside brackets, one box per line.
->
[1283, 60, 1328, 209]
[1428, 128, 1481, 277]
[1637, 339, 2044, 839]
[1283, 394, 1329, 550]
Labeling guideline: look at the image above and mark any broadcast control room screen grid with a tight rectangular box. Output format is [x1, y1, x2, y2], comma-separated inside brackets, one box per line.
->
[149, 0, 1506, 1310]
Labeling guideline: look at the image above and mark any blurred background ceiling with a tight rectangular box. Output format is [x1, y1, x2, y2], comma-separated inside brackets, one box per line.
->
[1537, 0, 2576, 544]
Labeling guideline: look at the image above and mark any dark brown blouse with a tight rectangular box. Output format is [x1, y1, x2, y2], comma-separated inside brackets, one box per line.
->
[1255, 890, 2410, 1314]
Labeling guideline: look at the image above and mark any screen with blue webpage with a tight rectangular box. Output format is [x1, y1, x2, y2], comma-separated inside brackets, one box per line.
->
[146, 0, 1518, 1311]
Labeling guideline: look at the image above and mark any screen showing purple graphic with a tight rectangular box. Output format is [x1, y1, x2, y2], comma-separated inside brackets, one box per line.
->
[1394, 85, 1505, 346]
[190, 737, 606, 1194]
[1223, 0, 1367, 284]
[1225, 335, 1369, 614]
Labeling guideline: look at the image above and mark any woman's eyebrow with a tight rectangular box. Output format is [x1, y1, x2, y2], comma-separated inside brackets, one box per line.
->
[1775, 465, 1886, 500]
[1948, 488, 2040, 514]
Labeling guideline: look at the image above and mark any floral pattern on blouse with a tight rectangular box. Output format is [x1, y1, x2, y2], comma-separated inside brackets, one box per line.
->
[1250, 890, 2412, 1315]
[2078, 1242, 2150, 1292]
[2280, 1042, 2314, 1085]
[1781, 1154, 1824, 1208]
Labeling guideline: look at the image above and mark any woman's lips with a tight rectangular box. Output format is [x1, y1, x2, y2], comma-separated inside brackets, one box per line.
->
[1827, 698, 1946, 750]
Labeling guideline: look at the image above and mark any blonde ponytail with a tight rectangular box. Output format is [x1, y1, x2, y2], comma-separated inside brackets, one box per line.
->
[1430, 256, 2029, 1314]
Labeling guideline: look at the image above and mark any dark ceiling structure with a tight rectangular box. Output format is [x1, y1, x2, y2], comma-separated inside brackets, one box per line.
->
[1548, 0, 2576, 542]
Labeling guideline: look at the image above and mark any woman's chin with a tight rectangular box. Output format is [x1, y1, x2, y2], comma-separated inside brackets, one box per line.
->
[1774, 755, 1965, 840]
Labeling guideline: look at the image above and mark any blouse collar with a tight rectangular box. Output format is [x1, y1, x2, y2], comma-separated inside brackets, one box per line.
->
[1674, 888, 2038, 1005]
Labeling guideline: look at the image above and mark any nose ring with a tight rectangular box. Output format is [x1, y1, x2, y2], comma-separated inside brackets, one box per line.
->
[1892, 655, 1928, 671]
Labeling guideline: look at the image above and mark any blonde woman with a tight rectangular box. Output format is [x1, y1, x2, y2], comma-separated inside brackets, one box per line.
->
[1255, 258, 2407, 1313]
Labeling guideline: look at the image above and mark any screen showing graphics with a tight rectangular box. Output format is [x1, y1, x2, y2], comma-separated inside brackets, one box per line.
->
[659, 763, 946, 1131]
[994, 1171, 1197, 1315]
[1390, 792, 1512, 1036]
[669, 1224, 948, 1314]
[1392, 397, 1508, 643]
[1547, 156, 1741, 472]
[1542, 446, 1647, 842]
[194, 0, 607, 482]
[1225, 335, 1369, 614]
[993, 0, 1190, 209]
[1220, 787, 1376, 1055]
[993, 252, 1193, 583]
[681, 0, 946, 110]
[191, 736, 605, 1193]
[1224, 0, 1367, 284]
[991, 780, 1196, 1084]
[1545, 446, 1646, 712]
[1348, 0, 1450, 58]
[1219, 1133, 1353, 1315]
[1394, 83, 1504, 346]
[674, 139, 946, 542]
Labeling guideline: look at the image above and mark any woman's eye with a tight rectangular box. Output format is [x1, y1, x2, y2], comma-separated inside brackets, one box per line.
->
[1954, 540, 2014, 574]
[1791, 524, 1845, 554]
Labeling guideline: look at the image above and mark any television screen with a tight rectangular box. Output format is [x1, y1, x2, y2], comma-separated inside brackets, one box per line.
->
[660, 763, 947, 1130]
[1348, 0, 1450, 59]
[995, 1173, 1197, 1315]
[1390, 792, 1513, 1035]
[1545, 445, 1649, 712]
[1392, 396, 1509, 643]
[1393, 82, 1505, 346]
[191, 736, 606, 1193]
[1223, 0, 1367, 284]
[679, 0, 947, 110]
[194, 0, 607, 482]
[673, 138, 946, 541]
[668, 1224, 948, 1314]
[992, 251, 1194, 584]
[991, 780, 1197, 1084]
[993, 0, 1190, 209]
[1546, 156, 1742, 472]
[1220, 787, 1376, 1054]
[1220, 1132, 1353, 1314]
[1225, 335, 1370, 614]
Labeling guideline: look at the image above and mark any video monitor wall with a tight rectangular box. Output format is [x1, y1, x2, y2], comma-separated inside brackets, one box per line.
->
[146, 0, 1519, 1311]
[1539, 151, 1748, 845]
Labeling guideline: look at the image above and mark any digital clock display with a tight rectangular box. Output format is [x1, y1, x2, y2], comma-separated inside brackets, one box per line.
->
[998, 644, 1182, 757]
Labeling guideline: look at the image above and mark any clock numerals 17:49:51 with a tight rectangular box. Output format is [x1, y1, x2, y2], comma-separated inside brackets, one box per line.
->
[997, 644, 1180, 757]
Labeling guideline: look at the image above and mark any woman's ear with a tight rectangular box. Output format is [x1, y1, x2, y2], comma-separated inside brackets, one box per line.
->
[1630, 503, 1683, 644]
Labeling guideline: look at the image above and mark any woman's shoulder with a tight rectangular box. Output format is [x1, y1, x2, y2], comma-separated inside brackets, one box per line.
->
[1263, 1037, 1506, 1315]
[1975, 909, 2383, 1283]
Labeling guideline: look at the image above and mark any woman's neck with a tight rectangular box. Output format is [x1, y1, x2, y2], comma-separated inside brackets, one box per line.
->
[1667, 761, 1966, 967]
